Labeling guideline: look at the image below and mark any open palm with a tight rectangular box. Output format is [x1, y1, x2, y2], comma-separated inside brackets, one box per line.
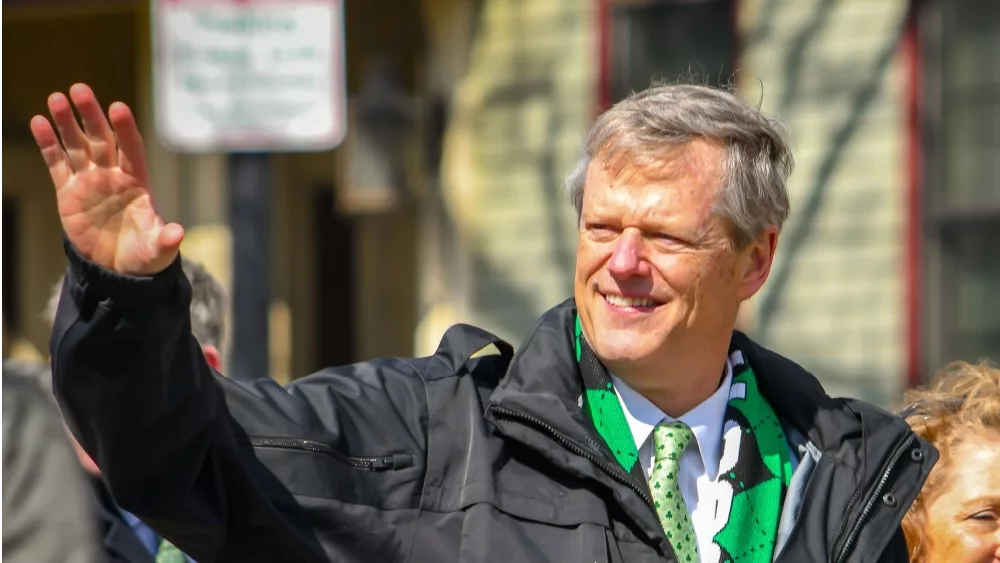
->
[31, 83, 184, 275]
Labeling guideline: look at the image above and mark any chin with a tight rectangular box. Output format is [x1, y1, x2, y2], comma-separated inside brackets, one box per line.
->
[589, 330, 655, 366]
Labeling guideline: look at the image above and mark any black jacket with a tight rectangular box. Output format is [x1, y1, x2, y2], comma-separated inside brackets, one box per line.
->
[52, 247, 937, 563]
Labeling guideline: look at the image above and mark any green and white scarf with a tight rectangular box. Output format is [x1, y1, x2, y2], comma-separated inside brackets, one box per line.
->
[574, 315, 794, 563]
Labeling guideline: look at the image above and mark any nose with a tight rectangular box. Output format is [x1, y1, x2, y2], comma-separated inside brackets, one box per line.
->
[607, 229, 650, 278]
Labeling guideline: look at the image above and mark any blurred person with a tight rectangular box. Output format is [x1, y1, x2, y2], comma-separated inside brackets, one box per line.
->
[36, 82, 935, 563]
[39, 263, 226, 563]
[900, 361, 1000, 563]
[2, 313, 46, 364]
[6, 355, 160, 563]
[2, 360, 100, 563]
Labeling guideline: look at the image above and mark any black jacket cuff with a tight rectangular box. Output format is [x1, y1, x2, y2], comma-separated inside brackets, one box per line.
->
[64, 239, 184, 306]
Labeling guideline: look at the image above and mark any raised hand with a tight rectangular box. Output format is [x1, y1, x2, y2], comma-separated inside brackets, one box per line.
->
[31, 83, 184, 275]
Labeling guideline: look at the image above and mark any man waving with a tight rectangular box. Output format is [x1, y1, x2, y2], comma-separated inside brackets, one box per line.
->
[37, 82, 934, 562]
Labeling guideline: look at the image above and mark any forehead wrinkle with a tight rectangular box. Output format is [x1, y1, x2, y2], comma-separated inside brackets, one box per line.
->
[605, 170, 716, 222]
[604, 181, 681, 224]
[595, 138, 724, 190]
[931, 435, 1000, 504]
[590, 144, 723, 214]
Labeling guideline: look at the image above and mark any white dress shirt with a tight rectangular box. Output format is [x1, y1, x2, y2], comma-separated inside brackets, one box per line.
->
[610, 361, 733, 563]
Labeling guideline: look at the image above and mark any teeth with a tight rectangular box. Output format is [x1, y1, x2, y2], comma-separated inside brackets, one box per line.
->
[604, 294, 657, 308]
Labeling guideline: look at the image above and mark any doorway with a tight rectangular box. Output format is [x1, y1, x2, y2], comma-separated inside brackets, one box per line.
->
[313, 184, 357, 368]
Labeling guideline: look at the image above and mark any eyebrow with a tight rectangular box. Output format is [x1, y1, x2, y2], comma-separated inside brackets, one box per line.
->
[959, 495, 1000, 511]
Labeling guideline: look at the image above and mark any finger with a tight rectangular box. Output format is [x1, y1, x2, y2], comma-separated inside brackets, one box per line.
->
[69, 84, 117, 167]
[30, 115, 75, 189]
[108, 102, 150, 185]
[47, 92, 92, 172]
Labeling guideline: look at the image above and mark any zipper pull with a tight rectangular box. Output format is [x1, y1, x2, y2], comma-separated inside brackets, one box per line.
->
[357, 456, 403, 471]
[369, 456, 396, 471]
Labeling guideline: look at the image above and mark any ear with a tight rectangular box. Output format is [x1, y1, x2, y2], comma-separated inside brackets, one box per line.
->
[202, 345, 222, 372]
[738, 226, 779, 301]
[68, 432, 101, 476]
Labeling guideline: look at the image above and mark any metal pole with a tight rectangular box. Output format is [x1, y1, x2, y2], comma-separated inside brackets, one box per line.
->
[228, 152, 271, 381]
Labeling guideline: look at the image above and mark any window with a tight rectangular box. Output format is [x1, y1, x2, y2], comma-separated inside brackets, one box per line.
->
[922, 0, 1000, 371]
[609, 0, 736, 104]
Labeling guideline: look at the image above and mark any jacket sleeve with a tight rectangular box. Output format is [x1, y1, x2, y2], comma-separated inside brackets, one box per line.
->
[49, 243, 427, 563]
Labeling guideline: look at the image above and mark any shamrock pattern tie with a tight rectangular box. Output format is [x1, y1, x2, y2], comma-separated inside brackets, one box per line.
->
[156, 539, 186, 563]
[650, 420, 699, 563]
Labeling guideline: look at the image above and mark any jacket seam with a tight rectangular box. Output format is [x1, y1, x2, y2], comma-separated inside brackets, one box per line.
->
[403, 358, 431, 563]
[282, 489, 423, 506]
[408, 494, 614, 530]
[50, 273, 87, 383]
[429, 479, 571, 508]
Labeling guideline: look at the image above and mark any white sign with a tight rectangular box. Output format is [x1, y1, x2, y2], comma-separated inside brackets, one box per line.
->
[152, 0, 347, 153]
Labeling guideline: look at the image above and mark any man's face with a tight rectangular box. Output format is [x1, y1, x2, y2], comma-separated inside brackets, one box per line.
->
[574, 140, 775, 378]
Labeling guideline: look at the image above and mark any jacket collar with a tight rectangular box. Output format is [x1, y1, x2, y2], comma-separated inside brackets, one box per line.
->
[487, 300, 589, 442]
[488, 298, 916, 461]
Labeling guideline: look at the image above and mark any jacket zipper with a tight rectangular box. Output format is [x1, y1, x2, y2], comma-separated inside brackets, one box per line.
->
[248, 437, 400, 471]
[831, 434, 916, 563]
[492, 406, 682, 558]
[829, 477, 864, 558]
[490, 406, 657, 510]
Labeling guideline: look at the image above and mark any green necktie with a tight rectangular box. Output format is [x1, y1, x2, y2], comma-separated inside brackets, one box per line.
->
[155, 539, 186, 563]
[650, 421, 699, 563]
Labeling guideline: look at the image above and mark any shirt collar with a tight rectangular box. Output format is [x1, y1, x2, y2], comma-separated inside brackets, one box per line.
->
[611, 359, 733, 479]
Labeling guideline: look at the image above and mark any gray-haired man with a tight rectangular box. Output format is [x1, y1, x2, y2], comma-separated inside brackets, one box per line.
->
[38, 82, 934, 563]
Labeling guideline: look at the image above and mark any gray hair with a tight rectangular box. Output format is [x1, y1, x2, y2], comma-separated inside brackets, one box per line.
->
[44, 257, 228, 350]
[565, 83, 794, 249]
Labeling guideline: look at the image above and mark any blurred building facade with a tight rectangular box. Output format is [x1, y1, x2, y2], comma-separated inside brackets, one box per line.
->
[3, 0, 996, 405]
[739, 0, 998, 404]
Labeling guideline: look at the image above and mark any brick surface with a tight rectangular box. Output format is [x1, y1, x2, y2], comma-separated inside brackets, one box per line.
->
[442, 0, 593, 343]
[739, 0, 910, 406]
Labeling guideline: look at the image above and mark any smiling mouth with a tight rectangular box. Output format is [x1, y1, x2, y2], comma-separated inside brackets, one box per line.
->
[602, 293, 663, 309]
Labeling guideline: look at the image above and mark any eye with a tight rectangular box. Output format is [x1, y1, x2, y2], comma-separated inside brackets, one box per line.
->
[651, 231, 691, 246]
[585, 223, 617, 235]
[970, 510, 998, 522]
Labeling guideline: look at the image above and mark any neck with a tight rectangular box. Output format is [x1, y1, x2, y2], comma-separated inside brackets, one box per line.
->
[609, 339, 730, 418]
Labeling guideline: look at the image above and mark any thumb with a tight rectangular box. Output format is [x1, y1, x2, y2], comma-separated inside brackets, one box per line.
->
[156, 222, 185, 256]
[126, 223, 185, 275]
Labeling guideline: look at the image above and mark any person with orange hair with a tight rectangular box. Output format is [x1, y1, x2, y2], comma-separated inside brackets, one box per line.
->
[900, 361, 1000, 563]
